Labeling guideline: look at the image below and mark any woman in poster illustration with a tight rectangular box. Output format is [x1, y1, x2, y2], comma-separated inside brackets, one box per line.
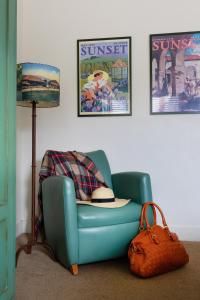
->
[81, 70, 115, 112]
[160, 75, 169, 96]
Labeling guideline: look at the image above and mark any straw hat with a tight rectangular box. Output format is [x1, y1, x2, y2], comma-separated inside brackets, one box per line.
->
[76, 187, 130, 208]
[87, 70, 109, 82]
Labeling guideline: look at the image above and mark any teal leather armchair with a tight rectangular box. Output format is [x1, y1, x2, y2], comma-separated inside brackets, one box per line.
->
[42, 150, 153, 275]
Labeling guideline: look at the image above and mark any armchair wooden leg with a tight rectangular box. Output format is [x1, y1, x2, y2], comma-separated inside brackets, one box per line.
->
[70, 264, 78, 275]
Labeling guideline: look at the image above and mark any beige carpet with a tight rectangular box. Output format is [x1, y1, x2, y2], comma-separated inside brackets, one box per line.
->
[16, 241, 200, 300]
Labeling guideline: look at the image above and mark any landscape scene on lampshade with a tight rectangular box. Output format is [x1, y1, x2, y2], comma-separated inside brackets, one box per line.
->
[17, 63, 60, 105]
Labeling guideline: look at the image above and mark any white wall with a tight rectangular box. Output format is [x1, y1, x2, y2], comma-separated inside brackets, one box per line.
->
[16, 0, 200, 240]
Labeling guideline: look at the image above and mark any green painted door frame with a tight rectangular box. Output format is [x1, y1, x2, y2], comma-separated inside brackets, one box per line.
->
[0, 0, 16, 299]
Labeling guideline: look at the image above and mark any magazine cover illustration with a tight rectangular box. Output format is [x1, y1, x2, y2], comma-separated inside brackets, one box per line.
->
[151, 32, 200, 114]
[78, 37, 131, 116]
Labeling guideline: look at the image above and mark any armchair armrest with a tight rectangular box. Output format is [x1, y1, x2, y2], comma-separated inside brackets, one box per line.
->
[111, 172, 153, 205]
[42, 175, 78, 267]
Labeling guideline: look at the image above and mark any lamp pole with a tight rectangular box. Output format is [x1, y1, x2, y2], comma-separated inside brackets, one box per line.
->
[31, 101, 36, 244]
[16, 101, 55, 262]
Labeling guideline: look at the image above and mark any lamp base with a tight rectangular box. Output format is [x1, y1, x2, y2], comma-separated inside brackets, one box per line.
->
[16, 234, 56, 265]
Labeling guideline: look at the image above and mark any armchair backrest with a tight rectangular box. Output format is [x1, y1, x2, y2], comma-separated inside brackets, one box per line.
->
[86, 150, 112, 188]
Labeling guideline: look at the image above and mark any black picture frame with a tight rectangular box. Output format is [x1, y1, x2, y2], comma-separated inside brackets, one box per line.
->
[77, 36, 132, 116]
[150, 31, 200, 114]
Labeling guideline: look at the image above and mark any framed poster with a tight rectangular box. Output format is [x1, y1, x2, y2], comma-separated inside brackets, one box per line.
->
[150, 31, 200, 114]
[77, 37, 132, 116]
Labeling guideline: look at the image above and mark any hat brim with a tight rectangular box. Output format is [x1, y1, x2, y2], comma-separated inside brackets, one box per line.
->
[76, 198, 130, 208]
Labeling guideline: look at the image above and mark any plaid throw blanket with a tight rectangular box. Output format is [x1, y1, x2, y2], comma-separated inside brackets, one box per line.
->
[39, 150, 107, 200]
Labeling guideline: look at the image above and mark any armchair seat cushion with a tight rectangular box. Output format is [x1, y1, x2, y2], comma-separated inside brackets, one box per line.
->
[77, 201, 142, 228]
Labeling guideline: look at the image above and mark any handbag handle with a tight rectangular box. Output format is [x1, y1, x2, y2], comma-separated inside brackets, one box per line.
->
[143, 201, 168, 230]
[140, 202, 176, 242]
[139, 202, 157, 230]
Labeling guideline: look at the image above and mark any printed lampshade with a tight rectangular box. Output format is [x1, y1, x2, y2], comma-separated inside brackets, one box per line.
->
[17, 62, 60, 108]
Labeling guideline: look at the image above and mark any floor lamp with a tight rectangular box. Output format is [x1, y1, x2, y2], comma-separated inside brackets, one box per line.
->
[16, 62, 60, 262]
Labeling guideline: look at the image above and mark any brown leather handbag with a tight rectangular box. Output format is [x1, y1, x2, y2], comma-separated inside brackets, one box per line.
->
[128, 201, 189, 278]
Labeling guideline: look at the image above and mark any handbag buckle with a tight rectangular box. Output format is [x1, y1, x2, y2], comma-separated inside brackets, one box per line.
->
[139, 225, 144, 231]
[151, 233, 159, 244]
[130, 244, 143, 254]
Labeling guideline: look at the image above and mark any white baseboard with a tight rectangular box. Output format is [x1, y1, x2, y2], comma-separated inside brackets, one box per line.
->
[170, 225, 200, 241]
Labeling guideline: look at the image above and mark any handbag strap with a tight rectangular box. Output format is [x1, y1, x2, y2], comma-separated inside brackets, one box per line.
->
[143, 201, 168, 230]
[139, 202, 176, 242]
[139, 202, 157, 230]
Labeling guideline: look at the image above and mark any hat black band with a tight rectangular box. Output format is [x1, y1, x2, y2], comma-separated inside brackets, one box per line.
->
[91, 198, 115, 203]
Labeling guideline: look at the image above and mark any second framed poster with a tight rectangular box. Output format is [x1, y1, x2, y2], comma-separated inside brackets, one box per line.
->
[150, 31, 200, 114]
[77, 37, 132, 116]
